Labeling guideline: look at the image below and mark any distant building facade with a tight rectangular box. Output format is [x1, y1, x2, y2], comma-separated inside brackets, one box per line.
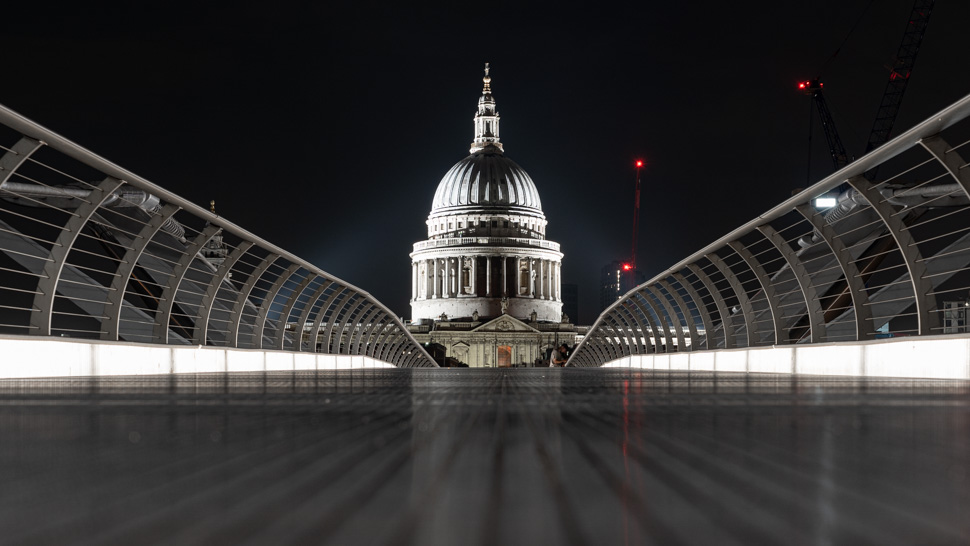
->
[600, 260, 645, 313]
[408, 65, 580, 366]
[943, 300, 969, 334]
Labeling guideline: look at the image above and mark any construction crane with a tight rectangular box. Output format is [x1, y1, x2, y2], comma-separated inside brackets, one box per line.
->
[803, 0, 934, 176]
[801, 79, 850, 170]
[629, 160, 643, 273]
[789, 0, 935, 342]
[863, 0, 934, 178]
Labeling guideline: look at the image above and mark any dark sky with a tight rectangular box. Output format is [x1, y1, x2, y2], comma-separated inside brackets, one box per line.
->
[2, 1, 968, 324]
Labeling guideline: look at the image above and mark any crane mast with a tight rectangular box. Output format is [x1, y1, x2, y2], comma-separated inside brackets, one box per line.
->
[801, 80, 850, 170]
[631, 160, 642, 272]
[863, 0, 934, 179]
[866, 0, 934, 154]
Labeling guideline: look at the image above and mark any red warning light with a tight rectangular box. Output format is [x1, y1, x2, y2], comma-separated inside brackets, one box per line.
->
[798, 82, 806, 89]
[622, 263, 632, 271]
[635, 160, 643, 168]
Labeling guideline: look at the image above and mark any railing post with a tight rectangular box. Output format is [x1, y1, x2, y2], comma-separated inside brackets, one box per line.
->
[706, 252, 757, 347]
[757, 224, 825, 343]
[643, 285, 686, 351]
[152, 223, 222, 344]
[687, 263, 735, 349]
[845, 176, 939, 336]
[32, 178, 125, 336]
[671, 272, 715, 350]
[727, 240, 784, 345]
[102, 203, 181, 341]
[796, 204, 873, 341]
[658, 279, 699, 351]
[193, 240, 255, 346]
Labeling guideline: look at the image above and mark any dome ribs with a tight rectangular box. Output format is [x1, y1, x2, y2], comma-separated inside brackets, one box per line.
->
[501, 160, 515, 204]
[457, 160, 472, 206]
[429, 153, 543, 216]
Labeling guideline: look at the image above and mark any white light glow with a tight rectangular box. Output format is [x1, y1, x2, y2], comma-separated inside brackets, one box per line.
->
[0, 336, 398, 378]
[815, 197, 837, 208]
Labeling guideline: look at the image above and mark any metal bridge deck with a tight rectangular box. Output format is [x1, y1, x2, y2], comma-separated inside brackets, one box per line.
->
[1, 369, 968, 545]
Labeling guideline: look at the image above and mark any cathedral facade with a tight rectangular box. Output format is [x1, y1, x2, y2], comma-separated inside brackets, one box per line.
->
[408, 65, 579, 367]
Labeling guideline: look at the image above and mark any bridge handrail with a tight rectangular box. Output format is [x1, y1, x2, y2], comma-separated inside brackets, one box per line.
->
[570, 92, 970, 366]
[0, 103, 437, 367]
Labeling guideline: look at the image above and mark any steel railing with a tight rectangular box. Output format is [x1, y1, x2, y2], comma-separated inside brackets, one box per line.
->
[570, 92, 970, 367]
[0, 103, 437, 368]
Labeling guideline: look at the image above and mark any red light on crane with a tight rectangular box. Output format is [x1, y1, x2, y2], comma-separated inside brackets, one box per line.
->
[635, 160, 643, 168]
[622, 263, 632, 271]
[798, 82, 806, 89]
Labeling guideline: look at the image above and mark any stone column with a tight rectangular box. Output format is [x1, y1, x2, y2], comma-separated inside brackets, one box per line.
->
[471, 256, 477, 296]
[459, 255, 465, 295]
[540, 259, 547, 299]
[551, 261, 556, 301]
[502, 256, 507, 297]
[486, 256, 492, 297]
[528, 257, 534, 297]
[537, 259, 543, 299]
[546, 260, 552, 300]
[552, 261, 558, 301]
[539, 260, 549, 300]
[421, 260, 427, 299]
[444, 257, 450, 298]
[452, 257, 458, 297]
[544, 260, 550, 300]
[536, 259, 541, 299]
[412, 262, 417, 301]
[432, 258, 439, 299]
[556, 262, 561, 301]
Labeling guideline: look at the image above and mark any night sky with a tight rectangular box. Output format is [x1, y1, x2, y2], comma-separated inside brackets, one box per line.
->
[3, 1, 968, 324]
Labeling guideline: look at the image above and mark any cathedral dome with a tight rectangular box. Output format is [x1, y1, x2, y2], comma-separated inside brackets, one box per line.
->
[430, 147, 543, 216]
[411, 64, 564, 330]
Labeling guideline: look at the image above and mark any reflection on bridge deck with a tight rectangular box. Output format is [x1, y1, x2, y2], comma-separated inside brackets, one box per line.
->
[1, 369, 968, 545]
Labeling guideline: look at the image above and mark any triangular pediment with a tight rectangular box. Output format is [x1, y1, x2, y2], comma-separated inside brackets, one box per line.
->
[471, 314, 539, 333]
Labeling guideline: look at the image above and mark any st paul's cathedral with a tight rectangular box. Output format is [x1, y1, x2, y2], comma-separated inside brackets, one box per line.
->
[407, 65, 581, 367]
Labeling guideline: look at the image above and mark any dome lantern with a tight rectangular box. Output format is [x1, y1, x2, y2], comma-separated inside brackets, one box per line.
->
[471, 63, 503, 154]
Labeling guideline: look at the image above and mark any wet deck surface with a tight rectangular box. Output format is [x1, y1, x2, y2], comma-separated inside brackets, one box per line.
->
[1, 368, 969, 545]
